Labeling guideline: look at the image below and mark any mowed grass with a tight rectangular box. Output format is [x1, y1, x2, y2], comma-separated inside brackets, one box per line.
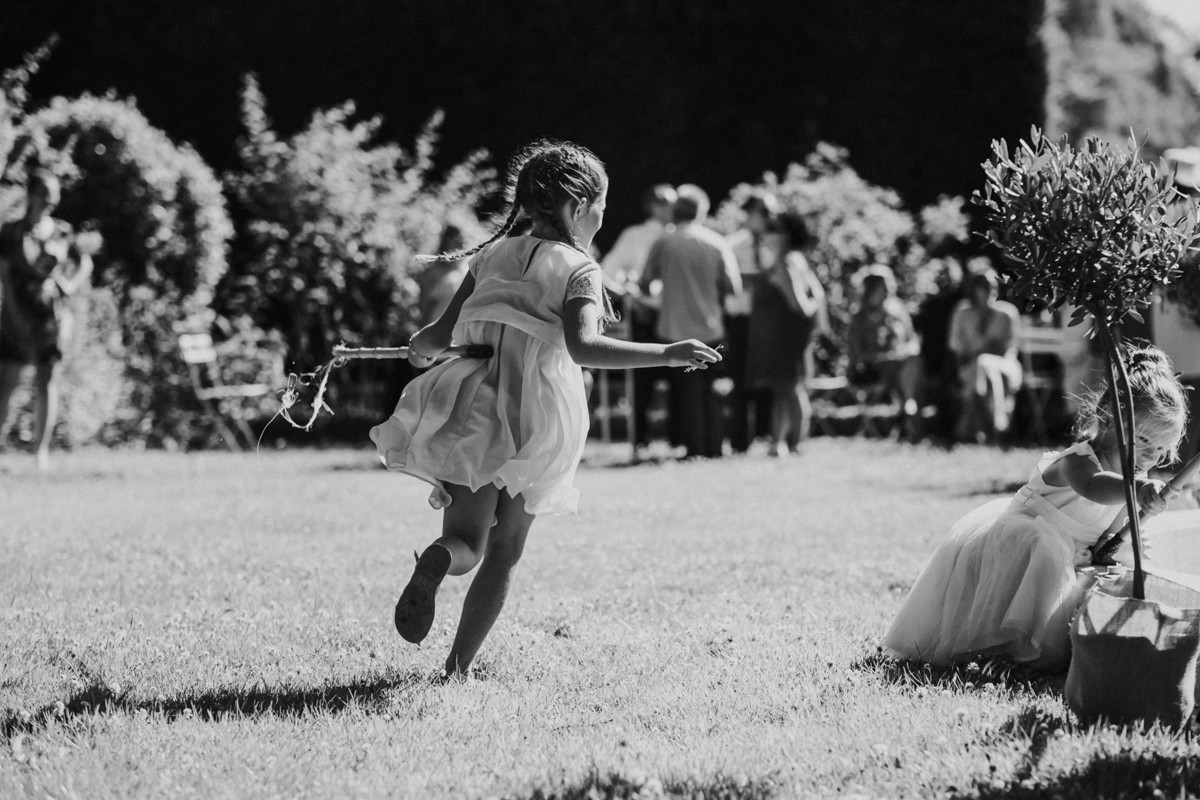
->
[2, 439, 1199, 799]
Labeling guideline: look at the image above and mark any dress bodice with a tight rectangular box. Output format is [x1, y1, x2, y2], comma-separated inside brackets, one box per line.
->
[1017, 441, 1124, 545]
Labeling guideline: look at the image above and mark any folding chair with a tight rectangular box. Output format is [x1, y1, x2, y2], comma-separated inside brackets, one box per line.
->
[850, 379, 902, 438]
[807, 375, 849, 437]
[179, 332, 272, 451]
[1018, 325, 1064, 444]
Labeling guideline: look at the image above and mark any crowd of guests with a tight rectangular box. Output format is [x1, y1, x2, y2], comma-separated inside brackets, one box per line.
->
[593, 185, 1027, 458]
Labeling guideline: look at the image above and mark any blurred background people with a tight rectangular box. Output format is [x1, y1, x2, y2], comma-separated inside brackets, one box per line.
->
[724, 190, 779, 453]
[948, 269, 1022, 443]
[0, 170, 94, 470]
[845, 264, 923, 439]
[601, 184, 676, 449]
[912, 257, 965, 439]
[417, 224, 470, 325]
[601, 183, 675, 292]
[640, 184, 741, 458]
[746, 211, 828, 456]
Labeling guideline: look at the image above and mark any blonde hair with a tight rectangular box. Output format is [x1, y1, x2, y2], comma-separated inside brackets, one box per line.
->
[1074, 344, 1188, 464]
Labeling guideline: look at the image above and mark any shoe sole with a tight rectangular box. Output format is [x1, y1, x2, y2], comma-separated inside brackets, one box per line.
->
[394, 573, 438, 643]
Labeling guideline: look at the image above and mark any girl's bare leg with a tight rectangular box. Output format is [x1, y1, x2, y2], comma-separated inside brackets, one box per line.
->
[445, 488, 535, 677]
[395, 482, 499, 643]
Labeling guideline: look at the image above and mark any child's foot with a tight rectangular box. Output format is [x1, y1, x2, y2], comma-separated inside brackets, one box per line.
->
[394, 545, 451, 643]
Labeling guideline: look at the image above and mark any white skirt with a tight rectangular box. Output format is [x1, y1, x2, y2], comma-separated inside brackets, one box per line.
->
[884, 488, 1100, 670]
[370, 320, 589, 515]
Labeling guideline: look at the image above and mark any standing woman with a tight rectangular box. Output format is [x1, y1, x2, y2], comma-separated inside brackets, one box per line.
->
[0, 171, 93, 470]
[746, 211, 828, 456]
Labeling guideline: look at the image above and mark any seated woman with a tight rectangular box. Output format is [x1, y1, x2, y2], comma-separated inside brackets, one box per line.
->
[845, 265, 922, 438]
[948, 269, 1022, 443]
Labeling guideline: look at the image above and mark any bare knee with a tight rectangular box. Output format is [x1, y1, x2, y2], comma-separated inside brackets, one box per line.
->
[484, 533, 526, 570]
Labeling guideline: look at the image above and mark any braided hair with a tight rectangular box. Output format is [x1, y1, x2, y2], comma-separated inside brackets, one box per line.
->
[1074, 343, 1188, 464]
[420, 139, 618, 325]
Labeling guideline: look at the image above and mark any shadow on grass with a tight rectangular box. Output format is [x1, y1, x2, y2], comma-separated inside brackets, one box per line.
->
[959, 479, 1026, 498]
[505, 769, 781, 800]
[852, 652, 1066, 697]
[951, 749, 1200, 799]
[1, 669, 435, 737]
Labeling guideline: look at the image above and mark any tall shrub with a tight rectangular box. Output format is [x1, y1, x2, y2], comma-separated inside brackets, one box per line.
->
[222, 75, 494, 373]
[23, 95, 250, 447]
[0, 37, 58, 221]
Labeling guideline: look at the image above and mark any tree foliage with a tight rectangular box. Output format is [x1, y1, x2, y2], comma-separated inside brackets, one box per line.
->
[0, 36, 57, 221]
[975, 127, 1198, 326]
[221, 75, 495, 370]
[20, 95, 255, 447]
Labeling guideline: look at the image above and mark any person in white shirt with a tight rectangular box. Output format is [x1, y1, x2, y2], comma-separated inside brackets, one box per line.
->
[640, 185, 742, 458]
[601, 184, 675, 291]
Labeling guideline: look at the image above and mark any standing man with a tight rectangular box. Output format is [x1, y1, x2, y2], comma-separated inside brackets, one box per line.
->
[640, 185, 742, 458]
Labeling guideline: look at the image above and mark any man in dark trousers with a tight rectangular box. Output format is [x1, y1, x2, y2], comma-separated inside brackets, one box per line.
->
[641, 185, 742, 458]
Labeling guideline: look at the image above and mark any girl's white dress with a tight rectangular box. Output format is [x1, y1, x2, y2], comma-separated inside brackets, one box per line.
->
[370, 236, 604, 515]
[884, 442, 1123, 669]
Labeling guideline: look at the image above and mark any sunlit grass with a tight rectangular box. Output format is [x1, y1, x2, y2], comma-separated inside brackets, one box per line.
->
[2, 440, 1198, 799]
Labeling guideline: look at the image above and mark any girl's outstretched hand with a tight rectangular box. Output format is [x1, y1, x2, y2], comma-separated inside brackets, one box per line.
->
[665, 340, 722, 371]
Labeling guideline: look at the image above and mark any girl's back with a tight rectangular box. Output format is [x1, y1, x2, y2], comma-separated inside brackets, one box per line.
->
[458, 236, 598, 349]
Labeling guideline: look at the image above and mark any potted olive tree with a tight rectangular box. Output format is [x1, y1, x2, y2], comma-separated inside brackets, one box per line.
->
[975, 128, 1198, 599]
[976, 128, 1200, 726]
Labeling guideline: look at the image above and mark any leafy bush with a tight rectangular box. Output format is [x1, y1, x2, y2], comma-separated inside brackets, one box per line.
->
[26, 94, 232, 300]
[0, 38, 59, 222]
[19, 94, 280, 447]
[222, 75, 495, 377]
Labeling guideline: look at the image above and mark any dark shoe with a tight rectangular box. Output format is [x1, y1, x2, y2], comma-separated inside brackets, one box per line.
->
[394, 546, 451, 643]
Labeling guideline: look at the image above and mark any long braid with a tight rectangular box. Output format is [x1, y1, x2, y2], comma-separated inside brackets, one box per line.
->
[516, 143, 619, 327]
[414, 143, 541, 263]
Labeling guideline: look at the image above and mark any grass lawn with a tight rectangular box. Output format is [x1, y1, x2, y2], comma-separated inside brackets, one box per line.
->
[2, 439, 1199, 799]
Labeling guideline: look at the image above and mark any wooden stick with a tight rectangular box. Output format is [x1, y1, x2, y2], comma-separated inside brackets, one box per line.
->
[331, 344, 494, 361]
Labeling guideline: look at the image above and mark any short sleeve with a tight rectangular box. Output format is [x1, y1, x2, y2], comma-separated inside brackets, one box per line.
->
[565, 265, 604, 306]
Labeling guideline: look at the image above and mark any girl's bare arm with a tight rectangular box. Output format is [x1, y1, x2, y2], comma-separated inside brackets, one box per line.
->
[1043, 451, 1132, 505]
[563, 297, 718, 370]
[409, 272, 476, 357]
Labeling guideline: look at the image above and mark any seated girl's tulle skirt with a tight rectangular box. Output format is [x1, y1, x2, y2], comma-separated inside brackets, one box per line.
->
[369, 321, 590, 516]
[883, 492, 1098, 670]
